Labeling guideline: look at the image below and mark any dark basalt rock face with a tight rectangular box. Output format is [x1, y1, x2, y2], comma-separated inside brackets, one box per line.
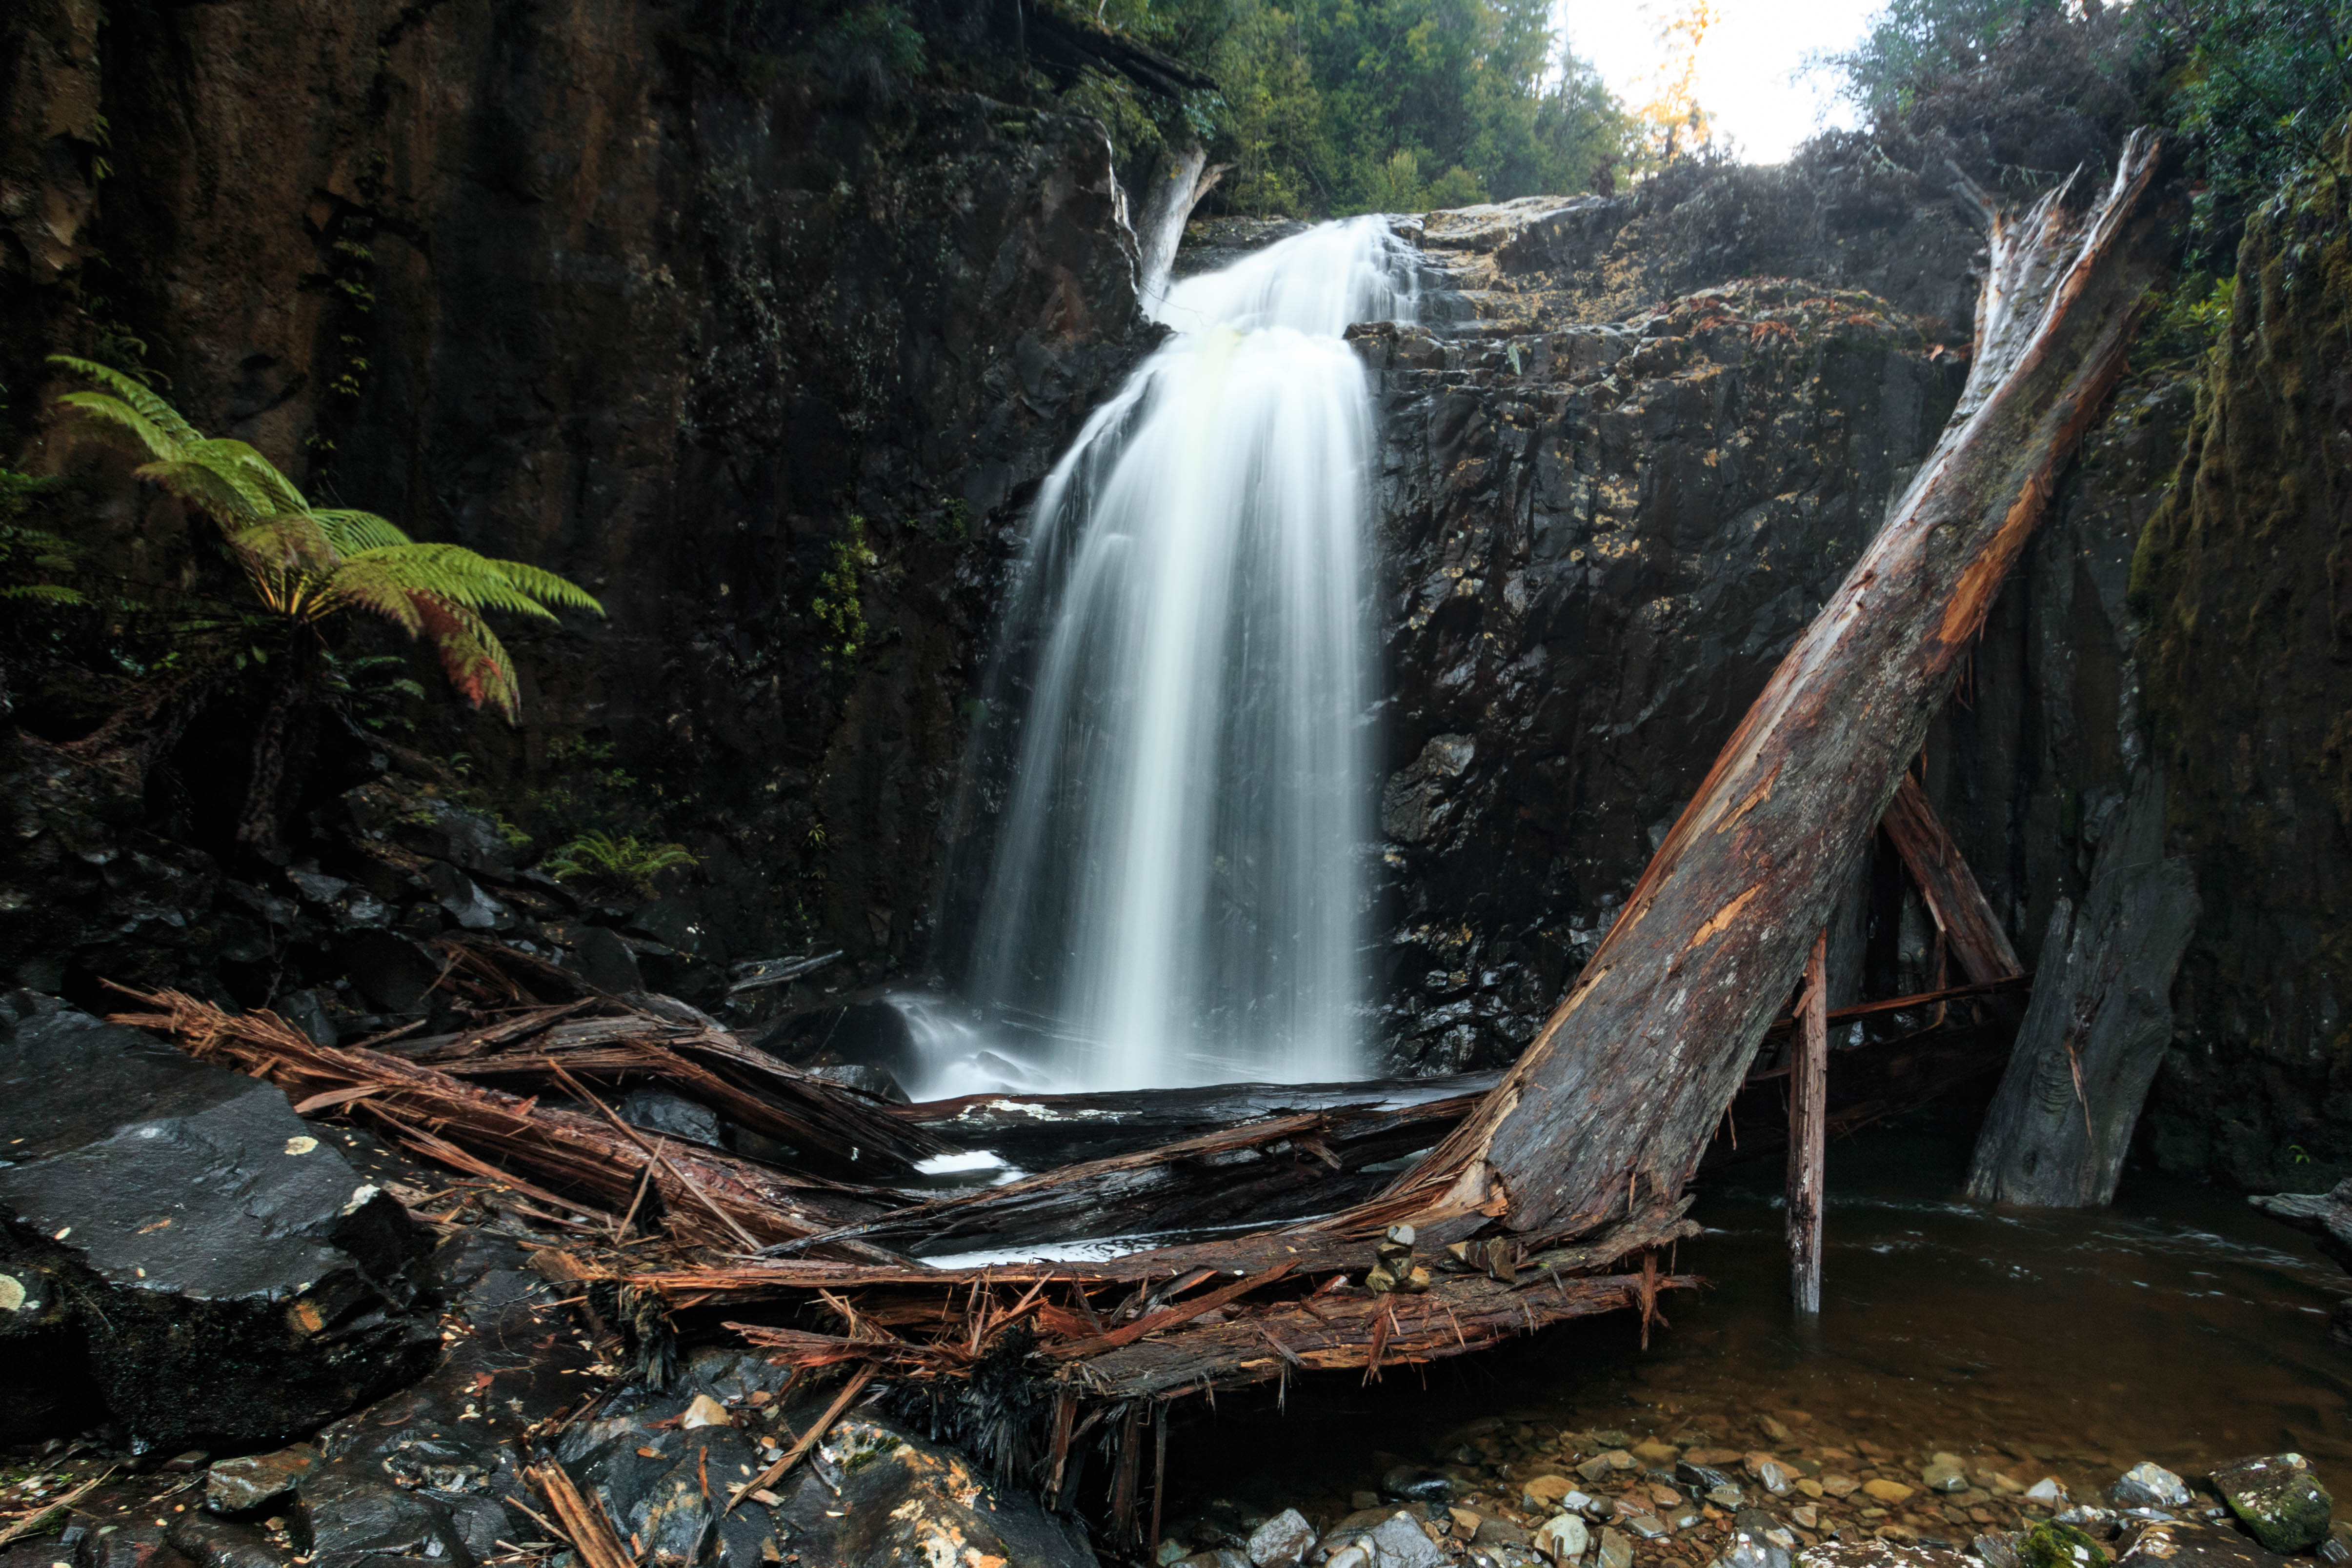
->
[1355, 177, 2194, 1083]
[0, 996, 439, 1448]
[0, 0, 1152, 1005]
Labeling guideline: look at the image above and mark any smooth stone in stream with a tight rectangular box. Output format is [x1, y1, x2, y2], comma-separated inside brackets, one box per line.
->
[1247, 1508, 1316, 1566]
[2209, 1455, 2334, 1554]
[1535, 1514, 1590, 1561]
[2111, 1464, 2192, 1509]
[1726, 1509, 1798, 1568]
[1622, 1513, 1669, 1539]
[1597, 1528, 1635, 1568]
[1922, 1454, 1969, 1492]
[1385, 1465, 1458, 1503]
[2028, 1480, 2071, 1505]
[1365, 1512, 1447, 1568]
[1681, 1461, 1742, 1493]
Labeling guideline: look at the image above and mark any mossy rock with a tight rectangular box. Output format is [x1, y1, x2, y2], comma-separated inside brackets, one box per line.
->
[2211, 1455, 2334, 1554]
[2018, 1522, 2111, 1568]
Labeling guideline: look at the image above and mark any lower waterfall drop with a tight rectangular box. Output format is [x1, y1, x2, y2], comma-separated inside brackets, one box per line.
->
[923, 216, 1420, 1094]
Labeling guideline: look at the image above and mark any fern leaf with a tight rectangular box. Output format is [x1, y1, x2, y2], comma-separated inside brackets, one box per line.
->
[489, 558, 605, 615]
[131, 458, 264, 524]
[0, 583, 89, 605]
[48, 357, 202, 449]
[55, 391, 188, 468]
[319, 557, 428, 635]
[413, 594, 521, 720]
[313, 508, 413, 552]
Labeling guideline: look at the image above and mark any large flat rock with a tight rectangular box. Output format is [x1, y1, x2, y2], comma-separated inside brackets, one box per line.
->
[0, 996, 439, 1447]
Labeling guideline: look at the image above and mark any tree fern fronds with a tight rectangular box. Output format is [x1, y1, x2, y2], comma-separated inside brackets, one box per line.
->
[0, 583, 88, 605]
[321, 556, 429, 635]
[49, 357, 202, 449]
[129, 457, 264, 523]
[488, 559, 605, 615]
[57, 393, 191, 470]
[357, 542, 563, 620]
[414, 594, 520, 719]
[313, 509, 413, 552]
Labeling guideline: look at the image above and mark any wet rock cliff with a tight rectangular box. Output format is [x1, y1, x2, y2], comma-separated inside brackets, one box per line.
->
[0, 0, 1151, 1007]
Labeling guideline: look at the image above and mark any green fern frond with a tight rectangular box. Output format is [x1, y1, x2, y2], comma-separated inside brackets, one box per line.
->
[321, 556, 428, 635]
[223, 513, 338, 579]
[312, 508, 413, 552]
[357, 543, 562, 621]
[131, 457, 263, 523]
[49, 356, 201, 448]
[489, 558, 605, 616]
[58, 392, 190, 468]
[0, 583, 89, 605]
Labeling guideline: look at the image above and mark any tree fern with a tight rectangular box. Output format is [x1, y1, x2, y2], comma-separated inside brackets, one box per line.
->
[47, 355, 603, 719]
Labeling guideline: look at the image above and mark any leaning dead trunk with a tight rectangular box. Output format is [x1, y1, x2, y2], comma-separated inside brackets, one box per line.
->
[1964, 766, 2196, 1206]
[1370, 134, 2173, 1243]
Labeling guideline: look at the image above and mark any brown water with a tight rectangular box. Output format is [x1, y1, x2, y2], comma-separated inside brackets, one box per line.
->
[1164, 1108, 2352, 1521]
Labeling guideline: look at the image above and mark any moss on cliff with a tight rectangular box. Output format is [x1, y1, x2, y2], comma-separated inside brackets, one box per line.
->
[2131, 120, 2352, 1188]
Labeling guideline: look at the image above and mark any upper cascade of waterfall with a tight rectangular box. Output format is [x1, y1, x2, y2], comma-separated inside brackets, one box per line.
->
[1147, 216, 1421, 337]
[922, 218, 1424, 1095]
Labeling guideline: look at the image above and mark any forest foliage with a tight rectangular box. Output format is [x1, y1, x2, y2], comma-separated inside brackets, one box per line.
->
[1057, 0, 1649, 214]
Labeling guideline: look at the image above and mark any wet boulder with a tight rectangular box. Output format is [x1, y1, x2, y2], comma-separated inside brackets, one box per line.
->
[2110, 1464, 2193, 1510]
[1799, 1544, 1980, 1568]
[0, 998, 438, 1448]
[2210, 1456, 2333, 1554]
[2118, 1519, 2293, 1568]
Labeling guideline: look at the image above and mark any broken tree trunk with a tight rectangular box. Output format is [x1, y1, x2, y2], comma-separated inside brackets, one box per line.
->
[894, 1072, 1502, 1167]
[1369, 133, 2172, 1244]
[1964, 766, 2197, 1206]
[1881, 773, 2024, 985]
[1787, 931, 1829, 1313]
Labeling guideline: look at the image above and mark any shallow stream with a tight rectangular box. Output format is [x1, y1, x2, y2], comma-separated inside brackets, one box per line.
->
[1161, 1109, 2352, 1536]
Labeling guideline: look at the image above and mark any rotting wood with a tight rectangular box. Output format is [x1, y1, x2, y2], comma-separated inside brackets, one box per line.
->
[525, 1462, 634, 1568]
[771, 1092, 1486, 1256]
[1787, 930, 1829, 1314]
[1881, 773, 2025, 985]
[1360, 132, 2172, 1246]
[893, 1072, 1503, 1167]
[106, 987, 905, 1258]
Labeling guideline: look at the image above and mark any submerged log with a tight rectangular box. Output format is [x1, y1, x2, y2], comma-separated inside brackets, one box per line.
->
[1366, 133, 2172, 1244]
[1964, 767, 2197, 1206]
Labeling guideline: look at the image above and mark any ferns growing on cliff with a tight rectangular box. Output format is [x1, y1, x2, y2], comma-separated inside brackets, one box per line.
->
[47, 355, 603, 720]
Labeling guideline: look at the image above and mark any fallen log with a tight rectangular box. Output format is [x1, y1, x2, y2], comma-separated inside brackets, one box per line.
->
[1366, 133, 2172, 1244]
[894, 1072, 1504, 1167]
[772, 1088, 1486, 1257]
[383, 1005, 953, 1177]
[1881, 773, 2025, 985]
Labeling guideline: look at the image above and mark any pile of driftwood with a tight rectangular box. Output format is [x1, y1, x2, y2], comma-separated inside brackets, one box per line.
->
[110, 132, 2174, 1546]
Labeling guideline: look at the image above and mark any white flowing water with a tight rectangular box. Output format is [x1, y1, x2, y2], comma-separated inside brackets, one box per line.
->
[919, 217, 1419, 1094]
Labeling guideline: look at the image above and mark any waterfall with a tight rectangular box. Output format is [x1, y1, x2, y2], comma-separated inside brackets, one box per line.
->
[925, 216, 1419, 1094]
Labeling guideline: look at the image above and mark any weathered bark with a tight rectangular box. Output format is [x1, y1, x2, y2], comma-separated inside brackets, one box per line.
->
[895, 1072, 1502, 1167]
[1367, 134, 2172, 1244]
[777, 1089, 1485, 1256]
[1882, 773, 2024, 984]
[1787, 931, 1828, 1313]
[1964, 767, 2197, 1206]
[1130, 144, 1228, 309]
